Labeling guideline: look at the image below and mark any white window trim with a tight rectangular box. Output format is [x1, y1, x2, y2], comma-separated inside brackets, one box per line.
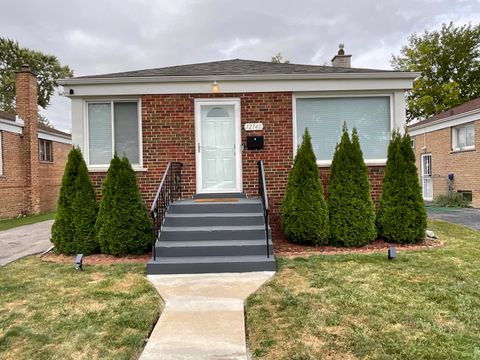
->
[451, 123, 475, 152]
[0, 131, 3, 176]
[84, 98, 145, 171]
[292, 93, 394, 166]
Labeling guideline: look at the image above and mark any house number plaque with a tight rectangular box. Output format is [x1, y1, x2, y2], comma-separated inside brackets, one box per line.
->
[244, 122, 264, 131]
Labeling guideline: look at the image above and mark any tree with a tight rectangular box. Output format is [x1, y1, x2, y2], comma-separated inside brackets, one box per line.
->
[392, 22, 480, 121]
[51, 147, 98, 254]
[96, 155, 152, 256]
[328, 125, 376, 247]
[281, 129, 329, 245]
[271, 53, 290, 64]
[376, 131, 427, 243]
[0, 37, 73, 113]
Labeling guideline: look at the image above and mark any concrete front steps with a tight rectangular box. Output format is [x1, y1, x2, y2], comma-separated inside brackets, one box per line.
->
[147, 195, 275, 274]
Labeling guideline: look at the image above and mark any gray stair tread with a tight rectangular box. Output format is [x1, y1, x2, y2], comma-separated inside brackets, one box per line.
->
[166, 212, 263, 218]
[149, 255, 275, 264]
[156, 239, 272, 247]
[162, 225, 266, 231]
[174, 198, 261, 205]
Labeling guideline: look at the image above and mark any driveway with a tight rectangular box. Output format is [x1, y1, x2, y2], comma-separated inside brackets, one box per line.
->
[427, 206, 480, 230]
[0, 220, 53, 266]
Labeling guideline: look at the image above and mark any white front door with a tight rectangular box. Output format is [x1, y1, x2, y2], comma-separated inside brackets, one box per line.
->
[421, 154, 433, 200]
[195, 99, 242, 194]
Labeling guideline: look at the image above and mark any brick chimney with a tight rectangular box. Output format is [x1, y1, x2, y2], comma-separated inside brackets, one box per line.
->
[15, 64, 40, 214]
[331, 44, 352, 68]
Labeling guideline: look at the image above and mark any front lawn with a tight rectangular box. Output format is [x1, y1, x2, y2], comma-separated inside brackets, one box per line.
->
[247, 220, 480, 359]
[0, 257, 161, 360]
[0, 211, 56, 232]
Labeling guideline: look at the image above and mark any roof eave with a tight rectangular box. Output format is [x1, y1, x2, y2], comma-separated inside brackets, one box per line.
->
[408, 107, 480, 131]
[58, 71, 420, 86]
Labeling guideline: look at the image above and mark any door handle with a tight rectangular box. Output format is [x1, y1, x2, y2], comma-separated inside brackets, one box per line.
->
[198, 143, 201, 153]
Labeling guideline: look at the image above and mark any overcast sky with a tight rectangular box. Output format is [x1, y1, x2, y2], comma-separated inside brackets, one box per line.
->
[1, 0, 479, 132]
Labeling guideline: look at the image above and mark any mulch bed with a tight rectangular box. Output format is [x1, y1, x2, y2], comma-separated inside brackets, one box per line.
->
[272, 228, 443, 257]
[41, 253, 150, 265]
[41, 232, 443, 265]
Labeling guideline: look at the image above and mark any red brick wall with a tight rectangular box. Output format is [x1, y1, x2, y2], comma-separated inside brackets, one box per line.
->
[39, 141, 71, 212]
[88, 92, 385, 231]
[0, 131, 27, 218]
[0, 129, 71, 218]
[16, 67, 40, 214]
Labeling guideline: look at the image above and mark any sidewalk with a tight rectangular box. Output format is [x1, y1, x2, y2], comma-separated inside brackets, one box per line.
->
[0, 220, 53, 266]
[141, 271, 275, 360]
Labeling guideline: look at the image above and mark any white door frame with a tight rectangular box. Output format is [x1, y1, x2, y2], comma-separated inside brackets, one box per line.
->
[194, 98, 242, 194]
[421, 153, 433, 201]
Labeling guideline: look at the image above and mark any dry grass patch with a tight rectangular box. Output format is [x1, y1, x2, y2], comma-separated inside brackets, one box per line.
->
[0, 257, 161, 360]
[247, 220, 480, 359]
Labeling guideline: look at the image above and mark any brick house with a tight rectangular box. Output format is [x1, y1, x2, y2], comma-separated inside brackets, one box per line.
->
[409, 98, 480, 207]
[0, 65, 72, 219]
[58, 49, 416, 273]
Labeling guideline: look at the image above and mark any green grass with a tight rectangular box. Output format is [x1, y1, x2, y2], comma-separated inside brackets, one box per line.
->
[0, 212, 56, 231]
[0, 257, 161, 360]
[246, 220, 480, 359]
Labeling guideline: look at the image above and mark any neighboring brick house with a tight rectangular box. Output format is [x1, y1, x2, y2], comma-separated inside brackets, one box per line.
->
[0, 65, 72, 219]
[409, 98, 480, 207]
[59, 49, 416, 231]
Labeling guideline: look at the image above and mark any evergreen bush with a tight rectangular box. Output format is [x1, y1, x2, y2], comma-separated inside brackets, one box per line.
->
[280, 129, 329, 245]
[96, 155, 152, 256]
[51, 147, 98, 254]
[328, 125, 377, 247]
[376, 131, 427, 243]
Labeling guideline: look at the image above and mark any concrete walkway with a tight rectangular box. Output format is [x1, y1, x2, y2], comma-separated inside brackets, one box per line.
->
[141, 271, 275, 360]
[0, 220, 53, 266]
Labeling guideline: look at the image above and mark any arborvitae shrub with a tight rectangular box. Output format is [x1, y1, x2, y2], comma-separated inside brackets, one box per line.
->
[96, 155, 152, 256]
[328, 125, 376, 247]
[281, 128, 329, 245]
[376, 131, 427, 243]
[51, 147, 98, 254]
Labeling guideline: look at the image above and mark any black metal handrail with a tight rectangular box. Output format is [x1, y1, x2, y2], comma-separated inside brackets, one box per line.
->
[150, 162, 183, 260]
[257, 160, 270, 258]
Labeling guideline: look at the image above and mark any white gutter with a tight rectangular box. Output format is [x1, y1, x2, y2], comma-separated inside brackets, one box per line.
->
[408, 107, 480, 133]
[38, 129, 72, 144]
[58, 71, 420, 86]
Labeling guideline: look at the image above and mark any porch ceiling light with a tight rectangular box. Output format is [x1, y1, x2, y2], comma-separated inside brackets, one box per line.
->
[211, 81, 219, 93]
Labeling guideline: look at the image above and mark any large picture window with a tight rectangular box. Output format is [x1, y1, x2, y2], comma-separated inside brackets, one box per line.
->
[87, 101, 140, 166]
[295, 96, 391, 162]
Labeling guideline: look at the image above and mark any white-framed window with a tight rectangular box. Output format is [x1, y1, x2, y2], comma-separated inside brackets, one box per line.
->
[86, 100, 141, 167]
[452, 123, 475, 151]
[294, 96, 391, 164]
[39, 139, 53, 162]
[0, 131, 3, 176]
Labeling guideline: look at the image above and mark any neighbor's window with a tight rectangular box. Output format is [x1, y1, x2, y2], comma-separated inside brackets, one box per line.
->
[295, 96, 391, 162]
[39, 139, 53, 162]
[87, 101, 140, 166]
[452, 123, 475, 151]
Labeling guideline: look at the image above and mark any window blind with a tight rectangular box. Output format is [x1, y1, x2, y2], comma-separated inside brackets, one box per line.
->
[114, 102, 139, 164]
[296, 97, 391, 161]
[88, 103, 112, 165]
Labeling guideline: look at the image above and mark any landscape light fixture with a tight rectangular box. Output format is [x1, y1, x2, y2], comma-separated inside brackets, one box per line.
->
[211, 81, 219, 93]
[74, 254, 84, 271]
[388, 246, 396, 261]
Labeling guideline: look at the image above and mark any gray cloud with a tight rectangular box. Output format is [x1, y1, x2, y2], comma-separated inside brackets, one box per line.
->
[1, 0, 479, 131]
